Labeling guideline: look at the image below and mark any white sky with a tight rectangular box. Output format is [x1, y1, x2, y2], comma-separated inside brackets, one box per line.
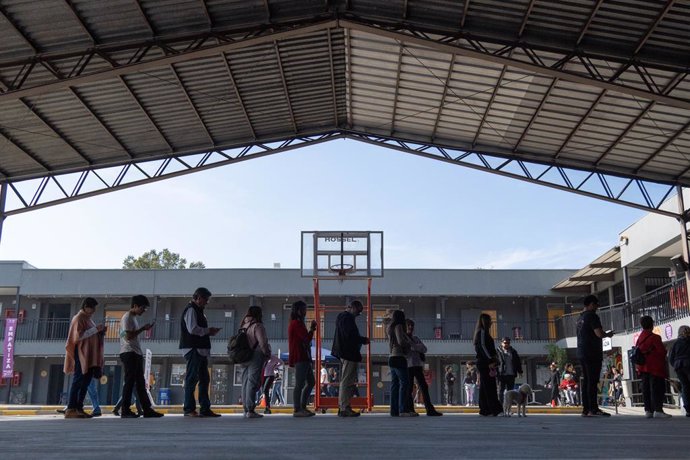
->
[0, 139, 647, 270]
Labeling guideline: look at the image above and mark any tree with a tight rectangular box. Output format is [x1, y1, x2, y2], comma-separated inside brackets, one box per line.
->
[122, 249, 205, 269]
[544, 343, 568, 369]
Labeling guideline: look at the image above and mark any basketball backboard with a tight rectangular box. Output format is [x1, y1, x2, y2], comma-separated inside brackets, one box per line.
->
[301, 231, 383, 279]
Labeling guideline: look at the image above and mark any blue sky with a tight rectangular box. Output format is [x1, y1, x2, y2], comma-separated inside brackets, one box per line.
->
[0, 139, 646, 270]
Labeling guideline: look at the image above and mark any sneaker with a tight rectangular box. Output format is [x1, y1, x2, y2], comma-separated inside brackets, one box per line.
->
[64, 408, 87, 419]
[654, 411, 672, 418]
[427, 410, 443, 416]
[183, 410, 200, 417]
[56, 408, 66, 414]
[142, 410, 164, 418]
[199, 410, 221, 418]
[264, 408, 272, 415]
[301, 409, 316, 417]
[111, 409, 120, 417]
[121, 411, 140, 419]
[408, 411, 420, 417]
[338, 408, 361, 417]
[591, 410, 611, 417]
[77, 408, 93, 418]
[245, 411, 263, 419]
[293, 410, 312, 417]
[645, 411, 654, 419]
[399, 412, 413, 417]
[90, 411, 102, 417]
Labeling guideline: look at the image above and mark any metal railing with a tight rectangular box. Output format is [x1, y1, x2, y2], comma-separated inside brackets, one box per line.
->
[1, 316, 558, 342]
[555, 277, 689, 340]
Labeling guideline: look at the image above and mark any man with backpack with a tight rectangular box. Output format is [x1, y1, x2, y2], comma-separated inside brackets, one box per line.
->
[576, 295, 614, 418]
[179, 287, 221, 418]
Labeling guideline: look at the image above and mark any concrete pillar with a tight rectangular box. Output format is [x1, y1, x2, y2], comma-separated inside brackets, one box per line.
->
[676, 186, 690, 309]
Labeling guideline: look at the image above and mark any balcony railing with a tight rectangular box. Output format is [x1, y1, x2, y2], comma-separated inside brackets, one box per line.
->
[1, 316, 558, 342]
[555, 277, 689, 340]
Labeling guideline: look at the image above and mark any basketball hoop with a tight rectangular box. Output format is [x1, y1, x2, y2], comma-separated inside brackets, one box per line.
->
[329, 263, 355, 278]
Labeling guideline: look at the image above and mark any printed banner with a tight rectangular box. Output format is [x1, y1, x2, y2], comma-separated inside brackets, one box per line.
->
[145, 349, 152, 390]
[2, 318, 18, 378]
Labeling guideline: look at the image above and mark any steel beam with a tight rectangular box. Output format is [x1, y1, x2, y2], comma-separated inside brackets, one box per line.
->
[168, 64, 216, 146]
[219, 52, 256, 139]
[340, 20, 690, 112]
[634, 0, 676, 55]
[327, 28, 339, 128]
[576, 0, 604, 46]
[431, 56, 456, 141]
[274, 42, 298, 134]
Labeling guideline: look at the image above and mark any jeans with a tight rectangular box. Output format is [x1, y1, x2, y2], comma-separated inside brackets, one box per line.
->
[120, 352, 152, 413]
[241, 349, 265, 413]
[183, 350, 210, 414]
[641, 372, 666, 413]
[498, 375, 516, 403]
[407, 366, 435, 413]
[580, 357, 602, 414]
[67, 346, 95, 410]
[339, 359, 358, 410]
[87, 379, 100, 413]
[464, 383, 477, 405]
[390, 364, 410, 416]
[676, 367, 690, 412]
[446, 383, 454, 405]
[271, 380, 285, 405]
[262, 375, 275, 409]
[293, 361, 315, 412]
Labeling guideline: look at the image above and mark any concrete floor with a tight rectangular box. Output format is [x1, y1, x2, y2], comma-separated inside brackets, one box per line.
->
[0, 409, 688, 459]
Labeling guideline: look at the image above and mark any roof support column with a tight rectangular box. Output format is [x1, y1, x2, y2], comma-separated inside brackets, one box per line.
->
[0, 182, 7, 246]
[622, 266, 631, 304]
[676, 186, 690, 309]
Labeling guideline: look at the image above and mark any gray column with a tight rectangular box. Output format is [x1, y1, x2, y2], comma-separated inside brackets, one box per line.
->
[0, 182, 7, 246]
[677, 186, 690, 308]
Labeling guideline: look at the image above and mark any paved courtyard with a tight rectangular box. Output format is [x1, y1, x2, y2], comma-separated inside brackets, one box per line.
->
[1, 409, 689, 459]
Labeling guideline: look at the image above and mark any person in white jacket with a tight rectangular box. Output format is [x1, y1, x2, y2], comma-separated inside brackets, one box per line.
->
[405, 319, 442, 416]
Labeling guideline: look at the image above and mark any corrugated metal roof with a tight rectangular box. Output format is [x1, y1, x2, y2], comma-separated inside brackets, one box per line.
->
[0, 0, 689, 188]
[552, 246, 621, 291]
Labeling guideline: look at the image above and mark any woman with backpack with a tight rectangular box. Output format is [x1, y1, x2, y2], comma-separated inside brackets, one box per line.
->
[386, 310, 415, 416]
[239, 306, 271, 419]
[669, 325, 690, 417]
[635, 316, 670, 418]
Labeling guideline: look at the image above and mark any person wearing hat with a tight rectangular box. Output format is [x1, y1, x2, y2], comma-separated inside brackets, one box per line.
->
[118, 295, 163, 418]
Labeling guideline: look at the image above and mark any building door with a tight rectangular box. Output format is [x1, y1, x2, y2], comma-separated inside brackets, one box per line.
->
[102, 364, 122, 405]
[46, 303, 71, 339]
[47, 364, 65, 405]
[481, 310, 497, 338]
[547, 307, 565, 340]
[104, 310, 127, 340]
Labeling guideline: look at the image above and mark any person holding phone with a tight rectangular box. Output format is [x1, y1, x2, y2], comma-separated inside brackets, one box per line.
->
[288, 300, 317, 417]
[118, 295, 163, 418]
[179, 287, 222, 417]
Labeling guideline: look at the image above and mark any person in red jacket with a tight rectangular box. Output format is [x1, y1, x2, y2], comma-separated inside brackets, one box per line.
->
[288, 300, 317, 417]
[635, 316, 671, 419]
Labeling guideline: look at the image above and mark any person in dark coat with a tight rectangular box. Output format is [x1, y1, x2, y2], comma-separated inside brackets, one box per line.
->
[548, 362, 561, 407]
[497, 337, 523, 403]
[669, 325, 690, 416]
[474, 313, 503, 416]
[331, 299, 369, 417]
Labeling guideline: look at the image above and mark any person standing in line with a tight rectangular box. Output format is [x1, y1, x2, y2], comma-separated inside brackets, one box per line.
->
[63, 297, 106, 419]
[328, 367, 339, 396]
[636, 316, 671, 418]
[331, 299, 370, 417]
[405, 319, 442, 416]
[271, 367, 286, 406]
[287, 300, 317, 417]
[547, 362, 561, 407]
[386, 310, 415, 417]
[179, 287, 222, 418]
[497, 337, 523, 403]
[240, 306, 271, 419]
[118, 295, 163, 418]
[56, 377, 102, 416]
[464, 362, 478, 406]
[320, 363, 329, 396]
[576, 294, 614, 418]
[260, 355, 283, 414]
[474, 313, 503, 416]
[444, 366, 456, 405]
[669, 325, 690, 417]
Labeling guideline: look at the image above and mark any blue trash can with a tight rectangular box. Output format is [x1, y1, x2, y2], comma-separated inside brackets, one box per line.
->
[158, 388, 170, 405]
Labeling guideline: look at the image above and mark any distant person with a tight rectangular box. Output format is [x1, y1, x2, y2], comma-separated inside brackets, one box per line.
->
[328, 367, 339, 396]
[386, 310, 414, 417]
[547, 362, 561, 407]
[669, 325, 690, 417]
[118, 295, 163, 418]
[464, 362, 478, 406]
[474, 313, 503, 416]
[261, 355, 283, 414]
[240, 306, 271, 419]
[288, 300, 316, 417]
[320, 363, 329, 396]
[63, 297, 106, 419]
[180, 287, 222, 418]
[271, 367, 286, 406]
[576, 295, 614, 417]
[497, 337, 522, 403]
[636, 316, 671, 418]
[405, 319, 442, 416]
[445, 366, 456, 405]
[332, 299, 370, 417]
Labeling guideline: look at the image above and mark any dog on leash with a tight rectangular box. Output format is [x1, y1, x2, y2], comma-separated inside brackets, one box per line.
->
[503, 383, 532, 417]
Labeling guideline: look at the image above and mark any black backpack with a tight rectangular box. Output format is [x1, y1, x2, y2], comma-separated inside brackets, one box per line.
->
[227, 323, 257, 364]
[630, 334, 652, 365]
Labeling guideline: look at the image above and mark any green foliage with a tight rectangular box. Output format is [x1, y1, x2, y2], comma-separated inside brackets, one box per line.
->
[544, 343, 567, 368]
[122, 249, 205, 270]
